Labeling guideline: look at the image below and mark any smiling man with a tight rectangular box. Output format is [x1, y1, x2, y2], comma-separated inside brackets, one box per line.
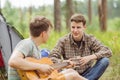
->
[49, 13, 112, 80]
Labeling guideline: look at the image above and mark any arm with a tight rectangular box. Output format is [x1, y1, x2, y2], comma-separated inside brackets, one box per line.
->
[90, 36, 112, 59]
[8, 50, 54, 74]
[9, 50, 40, 70]
[78, 36, 112, 66]
[49, 39, 65, 63]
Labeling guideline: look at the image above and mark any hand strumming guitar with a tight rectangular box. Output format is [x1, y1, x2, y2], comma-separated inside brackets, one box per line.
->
[38, 64, 54, 75]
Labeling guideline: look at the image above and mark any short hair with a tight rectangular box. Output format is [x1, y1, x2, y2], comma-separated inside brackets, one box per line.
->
[30, 16, 53, 37]
[70, 13, 86, 26]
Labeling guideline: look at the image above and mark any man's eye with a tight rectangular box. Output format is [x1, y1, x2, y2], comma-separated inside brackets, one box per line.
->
[72, 26, 75, 28]
[77, 26, 81, 29]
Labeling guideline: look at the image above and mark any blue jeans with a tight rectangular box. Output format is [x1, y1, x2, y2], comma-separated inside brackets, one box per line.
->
[81, 57, 109, 80]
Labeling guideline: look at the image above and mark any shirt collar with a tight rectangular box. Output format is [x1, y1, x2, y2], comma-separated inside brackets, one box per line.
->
[70, 33, 85, 45]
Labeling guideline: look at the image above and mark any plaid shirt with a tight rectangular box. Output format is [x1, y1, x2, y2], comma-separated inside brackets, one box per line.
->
[49, 33, 112, 74]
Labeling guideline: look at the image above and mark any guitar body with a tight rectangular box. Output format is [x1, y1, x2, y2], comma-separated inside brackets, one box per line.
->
[17, 57, 66, 80]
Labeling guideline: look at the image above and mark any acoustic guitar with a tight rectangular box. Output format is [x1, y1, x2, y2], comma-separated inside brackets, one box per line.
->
[17, 57, 70, 80]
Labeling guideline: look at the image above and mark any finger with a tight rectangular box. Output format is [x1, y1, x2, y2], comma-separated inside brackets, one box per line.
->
[79, 60, 84, 65]
[48, 67, 54, 73]
[79, 58, 85, 63]
[80, 62, 85, 66]
[50, 66, 54, 71]
[46, 70, 51, 75]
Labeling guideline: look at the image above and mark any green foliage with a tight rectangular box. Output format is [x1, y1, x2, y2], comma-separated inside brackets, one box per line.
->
[108, 18, 120, 31]
[2, 2, 54, 38]
[108, 0, 120, 19]
[86, 16, 100, 30]
[73, 0, 88, 14]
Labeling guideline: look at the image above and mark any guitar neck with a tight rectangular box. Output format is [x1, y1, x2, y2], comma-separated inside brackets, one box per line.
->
[51, 62, 69, 70]
[51, 57, 81, 70]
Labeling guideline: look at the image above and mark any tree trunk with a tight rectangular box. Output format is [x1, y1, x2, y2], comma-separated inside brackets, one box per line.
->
[54, 0, 61, 32]
[66, 0, 74, 30]
[98, 0, 107, 31]
[28, 6, 32, 23]
[19, 8, 24, 33]
[88, 0, 92, 24]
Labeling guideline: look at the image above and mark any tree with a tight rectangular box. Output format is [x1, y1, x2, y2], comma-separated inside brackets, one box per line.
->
[66, 0, 74, 30]
[54, 0, 61, 32]
[88, 0, 92, 24]
[98, 0, 107, 31]
[28, 6, 32, 23]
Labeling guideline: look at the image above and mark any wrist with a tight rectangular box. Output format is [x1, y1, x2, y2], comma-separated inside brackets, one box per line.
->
[88, 54, 97, 60]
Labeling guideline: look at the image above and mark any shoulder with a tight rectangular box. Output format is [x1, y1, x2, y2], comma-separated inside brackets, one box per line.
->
[84, 33, 97, 41]
[14, 38, 34, 56]
[84, 33, 102, 47]
[18, 38, 32, 44]
[15, 38, 32, 49]
[84, 33, 101, 46]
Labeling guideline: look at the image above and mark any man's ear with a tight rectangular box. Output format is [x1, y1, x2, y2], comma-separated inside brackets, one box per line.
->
[41, 31, 44, 38]
[84, 25, 86, 28]
[41, 31, 46, 38]
[83, 25, 86, 31]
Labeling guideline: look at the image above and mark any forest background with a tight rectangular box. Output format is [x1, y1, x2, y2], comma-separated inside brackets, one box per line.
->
[0, 0, 120, 80]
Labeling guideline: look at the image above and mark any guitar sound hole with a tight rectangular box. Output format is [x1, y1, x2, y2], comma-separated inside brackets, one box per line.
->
[22, 74, 24, 77]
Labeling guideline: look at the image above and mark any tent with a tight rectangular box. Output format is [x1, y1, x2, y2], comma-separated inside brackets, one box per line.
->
[0, 12, 24, 73]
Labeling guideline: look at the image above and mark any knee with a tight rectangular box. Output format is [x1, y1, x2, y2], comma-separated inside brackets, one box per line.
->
[99, 57, 109, 67]
[67, 69, 79, 75]
[67, 69, 76, 73]
[64, 69, 80, 79]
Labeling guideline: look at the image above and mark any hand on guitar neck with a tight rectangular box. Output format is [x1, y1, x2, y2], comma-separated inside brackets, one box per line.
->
[63, 56, 82, 68]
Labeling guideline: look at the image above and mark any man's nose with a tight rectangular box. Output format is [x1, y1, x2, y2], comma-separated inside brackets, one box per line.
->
[74, 28, 78, 32]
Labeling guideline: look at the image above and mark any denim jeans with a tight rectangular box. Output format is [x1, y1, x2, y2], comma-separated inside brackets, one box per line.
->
[81, 57, 109, 80]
